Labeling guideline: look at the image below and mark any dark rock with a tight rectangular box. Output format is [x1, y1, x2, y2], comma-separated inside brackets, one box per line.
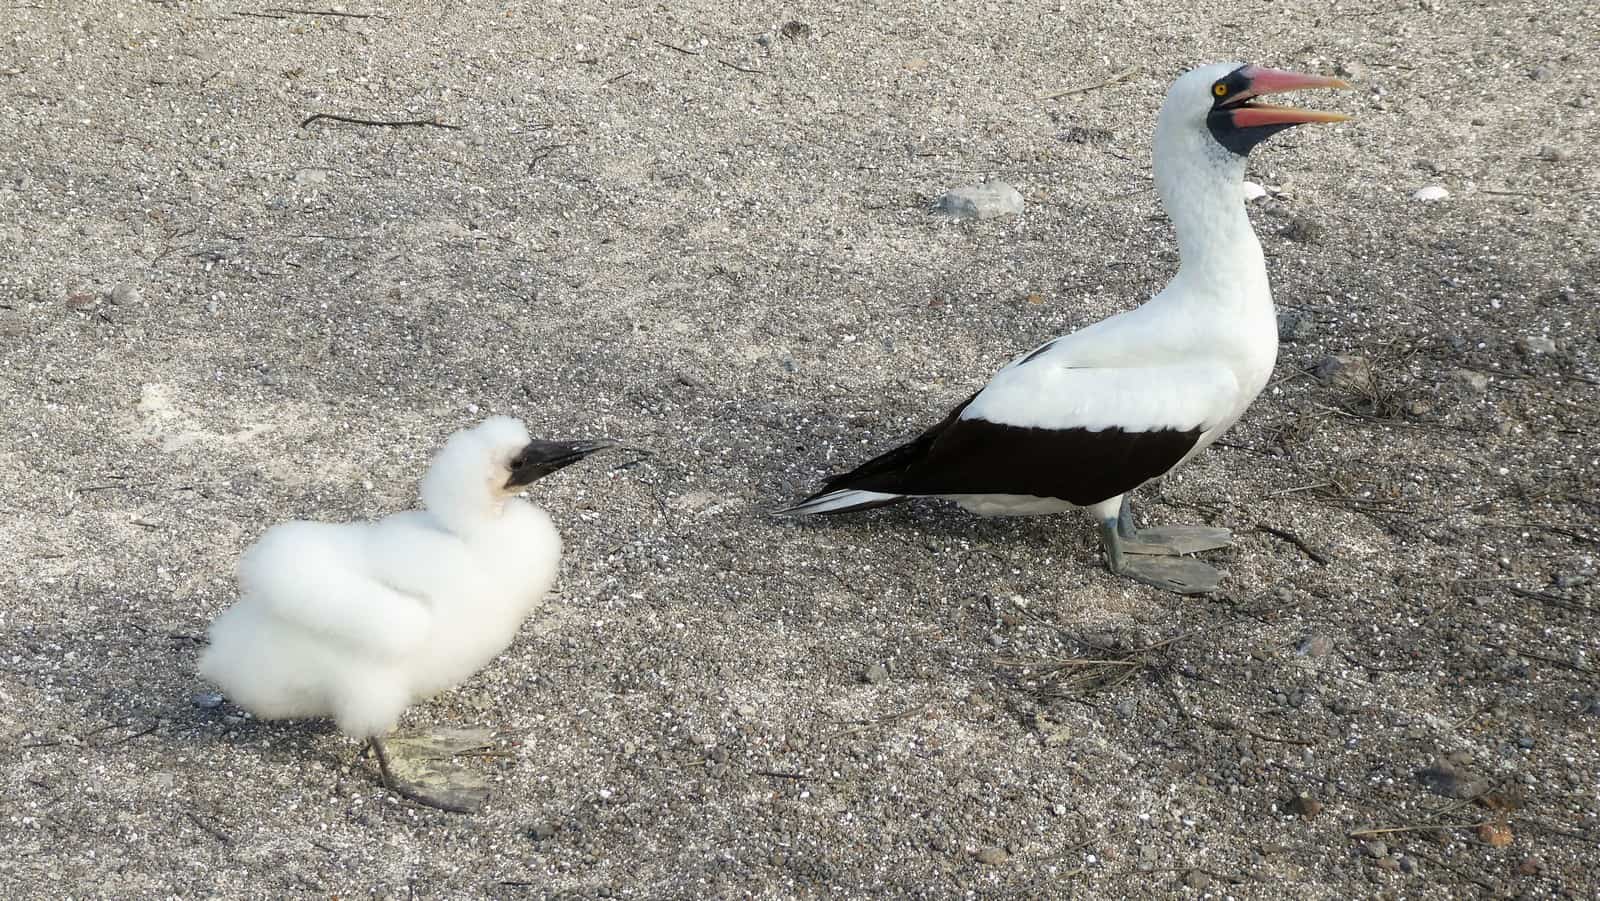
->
[1315, 355, 1373, 391]
[192, 691, 225, 709]
[1277, 309, 1316, 343]
[1417, 758, 1490, 800]
[1285, 792, 1323, 819]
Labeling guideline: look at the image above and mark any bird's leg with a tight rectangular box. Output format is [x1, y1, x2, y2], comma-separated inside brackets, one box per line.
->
[1115, 496, 1233, 556]
[367, 736, 398, 789]
[362, 736, 479, 814]
[1099, 517, 1221, 595]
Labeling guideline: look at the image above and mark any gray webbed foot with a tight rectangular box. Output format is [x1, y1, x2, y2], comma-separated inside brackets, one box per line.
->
[1113, 553, 1222, 595]
[1099, 515, 1223, 595]
[1115, 497, 1232, 556]
[364, 729, 495, 814]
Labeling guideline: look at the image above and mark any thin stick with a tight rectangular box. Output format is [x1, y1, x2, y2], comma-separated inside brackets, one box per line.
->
[301, 113, 461, 130]
[717, 58, 764, 75]
[655, 40, 701, 56]
[186, 811, 232, 843]
[1036, 67, 1139, 101]
[1256, 524, 1330, 565]
[604, 70, 634, 85]
[1348, 823, 1478, 838]
[264, 7, 388, 18]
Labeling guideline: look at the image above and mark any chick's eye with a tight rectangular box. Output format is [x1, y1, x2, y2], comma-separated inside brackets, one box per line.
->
[1213, 83, 1228, 97]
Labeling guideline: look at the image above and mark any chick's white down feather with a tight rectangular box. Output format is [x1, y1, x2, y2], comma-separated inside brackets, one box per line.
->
[199, 417, 563, 739]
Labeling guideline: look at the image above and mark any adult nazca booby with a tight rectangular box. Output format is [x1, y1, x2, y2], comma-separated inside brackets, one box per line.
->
[782, 63, 1351, 594]
[199, 417, 614, 810]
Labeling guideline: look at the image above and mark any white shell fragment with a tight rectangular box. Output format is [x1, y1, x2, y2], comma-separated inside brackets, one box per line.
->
[1241, 181, 1268, 201]
[1412, 185, 1450, 202]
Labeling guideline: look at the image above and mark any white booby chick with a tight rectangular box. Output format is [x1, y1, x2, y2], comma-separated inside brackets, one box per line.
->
[199, 416, 614, 809]
[783, 63, 1351, 594]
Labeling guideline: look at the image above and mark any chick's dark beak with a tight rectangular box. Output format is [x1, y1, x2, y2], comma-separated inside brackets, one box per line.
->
[505, 438, 618, 489]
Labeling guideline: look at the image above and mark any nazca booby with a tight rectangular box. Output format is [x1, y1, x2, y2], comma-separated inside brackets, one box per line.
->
[783, 63, 1351, 594]
[199, 416, 614, 810]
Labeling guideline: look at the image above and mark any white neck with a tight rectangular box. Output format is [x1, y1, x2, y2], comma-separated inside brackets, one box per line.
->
[1152, 122, 1268, 303]
[420, 465, 502, 537]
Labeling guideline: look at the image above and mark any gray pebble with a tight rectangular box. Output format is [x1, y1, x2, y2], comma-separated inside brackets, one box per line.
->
[528, 821, 559, 840]
[1184, 870, 1212, 890]
[1315, 354, 1373, 391]
[1449, 369, 1489, 393]
[1515, 335, 1557, 355]
[932, 180, 1023, 220]
[1364, 840, 1388, 858]
[1278, 215, 1324, 244]
[110, 283, 141, 305]
[192, 691, 225, 709]
[1297, 634, 1334, 657]
[863, 661, 889, 685]
[1277, 309, 1316, 343]
[1530, 65, 1554, 81]
[293, 167, 331, 186]
[1517, 735, 1535, 749]
[974, 845, 1008, 866]
[1538, 145, 1570, 162]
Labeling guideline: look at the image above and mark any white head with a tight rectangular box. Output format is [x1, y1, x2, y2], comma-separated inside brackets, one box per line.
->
[1155, 62, 1350, 186]
[419, 416, 615, 533]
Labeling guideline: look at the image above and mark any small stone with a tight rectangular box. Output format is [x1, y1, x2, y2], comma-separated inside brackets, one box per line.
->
[932, 180, 1024, 220]
[66, 291, 98, 309]
[1449, 369, 1489, 393]
[1184, 870, 1212, 890]
[1297, 634, 1334, 657]
[1376, 857, 1401, 872]
[1516, 735, 1535, 749]
[1242, 180, 1268, 201]
[1412, 185, 1450, 202]
[1334, 60, 1367, 80]
[863, 661, 889, 685]
[974, 845, 1008, 866]
[110, 283, 141, 305]
[1515, 335, 1557, 355]
[779, 20, 810, 40]
[293, 167, 331, 185]
[1516, 856, 1543, 876]
[192, 691, 225, 709]
[528, 821, 559, 841]
[1286, 793, 1323, 819]
[1478, 823, 1513, 847]
[1398, 856, 1417, 875]
[1279, 215, 1324, 244]
[1115, 698, 1136, 718]
[1315, 354, 1373, 392]
[1364, 840, 1388, 858]
[1537, 145, 1570, 162]
[1529, 65, 1553, 81]
[1277, 309, 1316, 343]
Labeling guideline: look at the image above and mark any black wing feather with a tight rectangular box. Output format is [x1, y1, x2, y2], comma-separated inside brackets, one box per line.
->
[809, 391, 1203, 507]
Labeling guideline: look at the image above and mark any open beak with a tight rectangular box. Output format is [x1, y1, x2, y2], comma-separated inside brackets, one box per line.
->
[1219, 65, 1352, 128]
[505, 438, 618, 489]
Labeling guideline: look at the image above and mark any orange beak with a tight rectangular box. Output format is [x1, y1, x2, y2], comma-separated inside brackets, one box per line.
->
[1222, 66, 1353, 128]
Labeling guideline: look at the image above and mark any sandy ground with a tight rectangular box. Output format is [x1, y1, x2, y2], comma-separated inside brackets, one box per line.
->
[2, 1, 1597, 898]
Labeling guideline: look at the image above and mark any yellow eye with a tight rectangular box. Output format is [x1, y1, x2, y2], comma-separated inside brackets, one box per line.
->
[1213, 83, 1229, 97]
